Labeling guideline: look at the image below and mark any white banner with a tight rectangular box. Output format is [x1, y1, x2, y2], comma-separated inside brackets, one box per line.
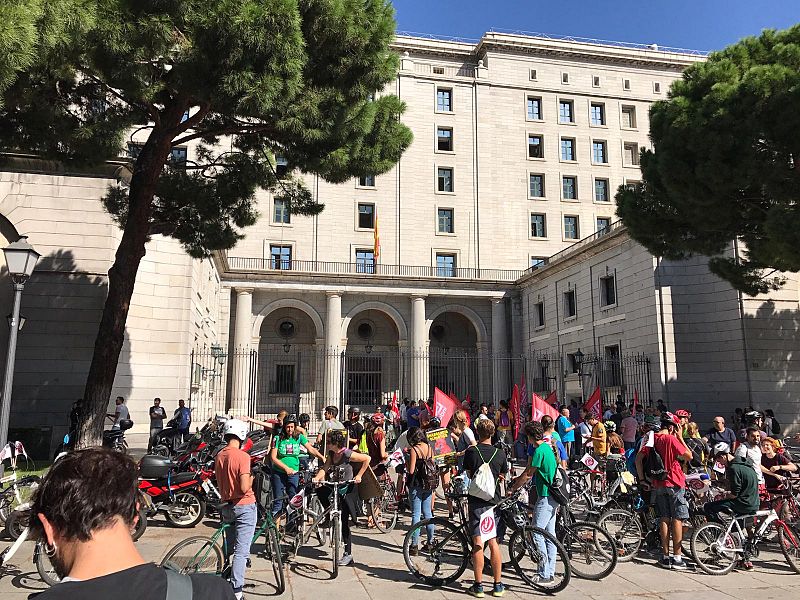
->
[580, 453, 599, 470]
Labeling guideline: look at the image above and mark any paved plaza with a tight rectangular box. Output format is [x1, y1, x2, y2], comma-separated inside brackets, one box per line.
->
[3, 511, 800, 600]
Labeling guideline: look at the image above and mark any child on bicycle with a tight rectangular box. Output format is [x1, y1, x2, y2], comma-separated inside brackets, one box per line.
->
[313, 429, 370, 567]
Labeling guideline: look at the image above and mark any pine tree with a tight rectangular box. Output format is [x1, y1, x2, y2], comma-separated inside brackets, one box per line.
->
[616, 24, 800, 295]
[0, 0, 413, 446]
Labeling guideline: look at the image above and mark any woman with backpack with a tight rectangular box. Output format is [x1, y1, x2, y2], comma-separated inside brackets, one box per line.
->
[406, 427, 438, 555]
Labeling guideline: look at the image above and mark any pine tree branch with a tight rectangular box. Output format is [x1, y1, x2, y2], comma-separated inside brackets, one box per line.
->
[82, 72, 158, 126]
[171, 123, 275, 146]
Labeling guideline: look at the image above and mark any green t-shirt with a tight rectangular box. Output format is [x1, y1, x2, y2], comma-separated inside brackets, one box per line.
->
[274, 433, 309, 471]
[550, 430, 562, 443]
[530, 442, 557, 498]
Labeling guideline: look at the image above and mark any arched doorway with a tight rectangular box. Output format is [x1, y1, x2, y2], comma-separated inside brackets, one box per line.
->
[343, 308, 404, 411]
[255, 307, 321, 417]
[428, 311, 480, 403]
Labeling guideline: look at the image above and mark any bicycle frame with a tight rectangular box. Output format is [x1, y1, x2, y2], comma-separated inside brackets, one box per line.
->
[715, 509, 782, 556]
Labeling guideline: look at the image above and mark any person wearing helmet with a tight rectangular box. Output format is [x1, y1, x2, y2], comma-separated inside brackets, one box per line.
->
[740, 411, 767, 443]
[345, 406, 365, 450]
[365, 413, 388, 473]
[214, 419, 256, 600]
[270, 415, 324, 518]
[675, 409, 691, 436]
[734, 426, 770, 489]
[635, 413, 693, 570]
[604, 421, 624, 455]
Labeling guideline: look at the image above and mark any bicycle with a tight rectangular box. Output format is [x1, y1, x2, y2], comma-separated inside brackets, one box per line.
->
[308, 477, 358, 579]
[403, 488, 571, 593]
[691, 507, 800, 575]
[369, 465, 399, 533]
[160, 500, 286, 594]
[0, 470, 40, 525]
[0, 524, 62, 586]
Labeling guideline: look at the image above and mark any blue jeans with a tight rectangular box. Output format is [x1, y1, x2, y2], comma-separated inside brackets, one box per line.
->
[224, 502, 257, 594]
[271, 471, 300, 515]
[533, 495, 558, 578]
[409, 486, 434, 546]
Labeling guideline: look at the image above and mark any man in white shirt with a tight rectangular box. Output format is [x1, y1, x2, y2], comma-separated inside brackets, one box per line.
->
[107, 396, 129, 430]
[735, 427, 770, 488]
[316, 405, 345, 453]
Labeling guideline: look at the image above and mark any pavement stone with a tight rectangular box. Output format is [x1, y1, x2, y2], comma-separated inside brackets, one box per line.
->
[2, 509, 800, 599]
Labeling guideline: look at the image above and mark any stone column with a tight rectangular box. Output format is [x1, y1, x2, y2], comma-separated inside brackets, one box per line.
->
[410, 295, 428, 403]
[491, 297, 508, 405]
[231, 288, 253, 414]
[324, 292, 342, 410]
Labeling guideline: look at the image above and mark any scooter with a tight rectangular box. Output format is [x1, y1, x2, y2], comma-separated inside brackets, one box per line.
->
[102, 418, 133, 452]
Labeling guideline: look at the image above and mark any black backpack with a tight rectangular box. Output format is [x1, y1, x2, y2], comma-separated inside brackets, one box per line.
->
[416, 447, 440, 491]
[772, 418, 782, 435]
[644, 444, 668, 481]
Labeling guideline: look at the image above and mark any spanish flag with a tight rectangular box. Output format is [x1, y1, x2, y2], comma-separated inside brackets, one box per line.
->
[373, 213, 380, 261]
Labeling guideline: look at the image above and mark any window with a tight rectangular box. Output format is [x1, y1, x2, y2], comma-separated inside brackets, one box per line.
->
[559, 100, 574, 123]
[529, 69, 538, 81]
[593, 179, 609, 202]
[357, 203, 375, 229]
[534, 301, 545, 328]
[625, 180, 641, 192]
[530, 256, 547, 269]
[527, 134, 543, 159]
[568, 352, 581, 373]
[592, 141, 607, 164]
[560, 138, 575, 161]
[276, 155, 289, 178]
[597, 217, 611, 233]
[605, 344, 622, 385]
[437, 208, 454, 233]
[437, 127, 453, 152]
[169, 147, 188, 166]
[564, 215, 580, 239]
[527, 96, 542, 120]
[355, 249, 375, 274]
[653, 81, 662, 94]
[529, 174, 545, 198]
[273, 197, 290, 224]
[561, 72, 570, 84]
[623, 142, 640, 166]
[592, 75, 601, 87]
[358, 174, 375, 187]
[273, 364, 295, 394]
[437, 167, 453, 192]
[270, 245, 292, 270]
[623, 78, 631, 91]
[433, 66, 445, 75]
[563, 289, 577, 318]
[436, 88, 452, 112]
[436, 253, 456, 277]
[530, 213, 546, 238]
[621, 105, 637, 129]
[590, 103, 606, 126]
[562, 176, 577, 200]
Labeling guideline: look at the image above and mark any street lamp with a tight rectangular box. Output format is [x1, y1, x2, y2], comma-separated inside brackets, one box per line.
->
[0, 236, 39, 473]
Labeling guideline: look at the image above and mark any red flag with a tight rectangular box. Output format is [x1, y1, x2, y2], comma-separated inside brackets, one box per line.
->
[519, 376, 528, 439]
[583, 387, 602, 420]
[510, 384, 521, 440]
[532, 392, 559, 422]
[545, 390, 558, 409]
[390, 391, 400, 423]
[433, 387, 458, 428]
[632, 389, 639, 416]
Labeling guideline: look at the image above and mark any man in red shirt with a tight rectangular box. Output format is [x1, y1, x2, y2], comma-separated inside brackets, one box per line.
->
[214, 419, 256, 600]
[635, 413, 692, 570]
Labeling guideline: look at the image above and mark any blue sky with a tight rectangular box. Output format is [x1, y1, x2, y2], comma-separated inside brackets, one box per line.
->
[391, 0, 799, 52]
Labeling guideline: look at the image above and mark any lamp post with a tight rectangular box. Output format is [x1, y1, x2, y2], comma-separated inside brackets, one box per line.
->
[0, 236, 39, 473]
[573, 348, 586, 403]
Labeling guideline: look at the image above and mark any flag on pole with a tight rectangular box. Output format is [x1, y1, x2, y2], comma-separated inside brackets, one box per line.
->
[532, 392, 559, 421]
[373, 213, 380, 261]
[545, 390, 558, 409]
[519, 375, 528, 439]
[433, 387, 459, 428]
[583, 387, 602, 420]
[509, 384, 521, 440]
[632, 389, 639, 417]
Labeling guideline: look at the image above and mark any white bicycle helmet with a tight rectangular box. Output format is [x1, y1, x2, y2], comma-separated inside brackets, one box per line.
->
[712, 442, 730, 456]
[222, 418, 248, 442]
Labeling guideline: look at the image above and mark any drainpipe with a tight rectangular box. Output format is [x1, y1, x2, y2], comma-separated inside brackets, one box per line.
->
[733, 239, 754, 407]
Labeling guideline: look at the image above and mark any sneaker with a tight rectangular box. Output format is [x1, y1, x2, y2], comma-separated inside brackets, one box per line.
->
[671, 557, 688, 571]
[409, 546, 419, 557]
[740, 560, 754, 571]
[338, 553, 354, 566]
[467, 583, 485, 598]
[534, 575, 554, 584]
[492, 583, 505, 597]
[658, 557, 671, 569]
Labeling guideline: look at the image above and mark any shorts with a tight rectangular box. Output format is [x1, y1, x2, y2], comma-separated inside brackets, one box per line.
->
[652, 486, 690, 520]
[468, 504, 496, 539]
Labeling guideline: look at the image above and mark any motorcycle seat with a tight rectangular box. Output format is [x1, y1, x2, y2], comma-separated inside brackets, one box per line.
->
[171, 472, 200, 485]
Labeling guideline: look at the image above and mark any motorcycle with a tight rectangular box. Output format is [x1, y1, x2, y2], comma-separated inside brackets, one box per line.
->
[102, 418, 133, 452]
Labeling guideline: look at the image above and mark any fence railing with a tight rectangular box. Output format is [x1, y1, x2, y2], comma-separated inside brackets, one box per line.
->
[224, 255, 524, 282]
[523, 220, 624, 276]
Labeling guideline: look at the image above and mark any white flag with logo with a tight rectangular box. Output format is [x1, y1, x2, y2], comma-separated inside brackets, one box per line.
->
[580, 453, 599, 470]
[478, 506, 497, 544]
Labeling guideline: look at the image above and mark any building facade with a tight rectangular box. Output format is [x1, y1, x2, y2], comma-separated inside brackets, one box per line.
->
[1, 32, 797, 454]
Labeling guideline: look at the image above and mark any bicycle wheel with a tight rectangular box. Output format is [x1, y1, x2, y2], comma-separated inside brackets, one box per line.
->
[403, 517, 469, 587]
[267, 525, 286, 593]
[4, 507, 29, 541]
[780, 498, 800, 525]
[35, 542, 61, 586]
[0, 476, 40, 523]
[165, 491, 205, 528]
[777, 521, 800, 574]
[560, 521, 617, 580]
[690, 522, 737, 575]
[509, 526, 571, 594]
[307, 494, 328, 546]
[371, 484, 399, 533]
[597, 509, 642, 562]
[131, 503, 148, 541]
[160, 535, 224, 575]
[331, 515, 340, 579]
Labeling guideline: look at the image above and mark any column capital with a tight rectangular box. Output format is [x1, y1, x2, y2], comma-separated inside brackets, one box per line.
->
[490, 297, 505, 305]
[235, 287, 254, 295]
[410, 294, 427, 301]
[326, 291, 343, 299]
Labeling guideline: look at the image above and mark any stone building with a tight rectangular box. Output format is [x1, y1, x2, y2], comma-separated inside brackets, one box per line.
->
[0, 32, 796, 453]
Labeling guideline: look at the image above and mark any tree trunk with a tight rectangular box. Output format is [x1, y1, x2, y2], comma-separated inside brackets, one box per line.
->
[76, 133, 173, 448]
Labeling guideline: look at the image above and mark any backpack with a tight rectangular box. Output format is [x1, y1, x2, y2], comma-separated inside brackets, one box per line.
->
[643, 439, 668, 481]
[499, 411, 511, 428]
[416, 447, 440, 491]
[772, 418, 782, 436]
[467, 447, 498, 501]
[542, 465, 570, 506]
